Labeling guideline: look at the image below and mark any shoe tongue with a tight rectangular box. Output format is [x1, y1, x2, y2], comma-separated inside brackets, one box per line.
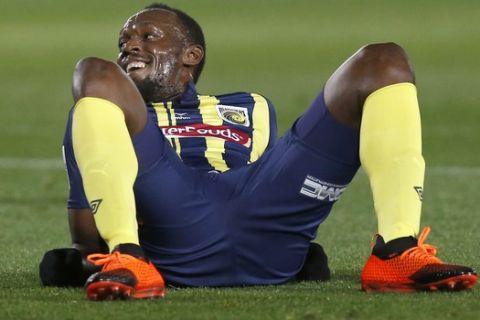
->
[372, 235, 418, 260]
[114, 243, 148, 261]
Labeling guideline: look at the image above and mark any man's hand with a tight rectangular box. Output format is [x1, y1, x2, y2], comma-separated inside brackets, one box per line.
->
[39, 248, 100, 287]
[296, 242, 330, 281]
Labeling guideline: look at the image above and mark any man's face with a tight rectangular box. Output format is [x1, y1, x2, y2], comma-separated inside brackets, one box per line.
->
[117, 9, 189, 102]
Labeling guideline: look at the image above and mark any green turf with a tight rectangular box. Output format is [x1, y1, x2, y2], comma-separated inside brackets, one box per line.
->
[1, 0, 479, 319]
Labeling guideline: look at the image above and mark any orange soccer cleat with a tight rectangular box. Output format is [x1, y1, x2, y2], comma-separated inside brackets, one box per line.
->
[85, 249, 165, 300]
[361, 226, 478, 292]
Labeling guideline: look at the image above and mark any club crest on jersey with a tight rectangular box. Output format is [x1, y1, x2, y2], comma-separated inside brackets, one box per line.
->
[300, 175, 347, 202]
[216, 105, 250, 127]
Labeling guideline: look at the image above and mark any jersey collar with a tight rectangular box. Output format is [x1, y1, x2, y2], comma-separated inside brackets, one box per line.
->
[167, 81, 198, 108]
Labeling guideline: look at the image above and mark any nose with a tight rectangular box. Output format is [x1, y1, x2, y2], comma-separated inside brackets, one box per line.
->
[124, 38, 142, 54]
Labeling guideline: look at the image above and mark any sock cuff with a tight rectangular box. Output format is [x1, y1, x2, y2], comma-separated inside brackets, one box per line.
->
[74, 97, 125, 119]
[114, 243, 147, 259]
[372, 235, 417, 259]
[365, 82, 417, 105]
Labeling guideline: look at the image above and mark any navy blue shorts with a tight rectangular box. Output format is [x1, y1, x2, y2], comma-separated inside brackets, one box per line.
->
[64, 91, 360, 286]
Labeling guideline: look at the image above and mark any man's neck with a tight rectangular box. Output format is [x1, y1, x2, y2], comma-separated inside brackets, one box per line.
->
[146, 81, 197, 105]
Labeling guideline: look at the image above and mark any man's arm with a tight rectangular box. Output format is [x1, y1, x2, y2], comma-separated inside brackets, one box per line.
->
[68, 208, 108, 255]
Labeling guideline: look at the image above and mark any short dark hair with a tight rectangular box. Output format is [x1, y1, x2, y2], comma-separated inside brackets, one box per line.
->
[144, 3, 206, 83]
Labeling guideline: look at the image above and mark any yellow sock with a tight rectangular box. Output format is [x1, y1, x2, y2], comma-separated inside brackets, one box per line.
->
[72, 97, 139, 251]
[360, 83, 425, 242]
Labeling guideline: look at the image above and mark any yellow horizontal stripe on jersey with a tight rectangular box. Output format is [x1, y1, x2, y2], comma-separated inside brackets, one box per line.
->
[198, 95, 228, 172]
[250, 94, 270, 163]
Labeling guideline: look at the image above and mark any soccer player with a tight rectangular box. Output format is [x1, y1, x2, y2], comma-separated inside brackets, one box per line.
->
[40, 3, 477, 299]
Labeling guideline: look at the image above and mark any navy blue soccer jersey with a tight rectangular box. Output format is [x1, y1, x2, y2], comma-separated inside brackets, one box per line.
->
[149, 82, 277, 172]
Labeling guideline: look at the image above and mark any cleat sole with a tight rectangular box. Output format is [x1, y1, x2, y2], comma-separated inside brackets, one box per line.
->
[132, 287, 166, 299]
[362, 274, 478, 293]
[86, 280, 165, 301]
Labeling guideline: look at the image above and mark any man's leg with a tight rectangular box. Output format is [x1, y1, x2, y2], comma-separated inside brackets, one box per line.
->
[70, 57, 165, 300]
[308, 42, 476, 292]
[72, 57, 146, 251]
[322, 43, 422, 242]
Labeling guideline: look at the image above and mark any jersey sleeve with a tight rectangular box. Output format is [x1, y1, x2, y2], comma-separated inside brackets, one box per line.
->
[249, 94, 277, 163]
[63, 109, 90, 209]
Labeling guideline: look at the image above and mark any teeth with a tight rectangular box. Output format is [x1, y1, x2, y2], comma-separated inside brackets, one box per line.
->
[126, 61, 146, 72]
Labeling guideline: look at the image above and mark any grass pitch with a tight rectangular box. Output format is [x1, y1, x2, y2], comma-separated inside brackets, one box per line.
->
[1, 1, 479, 319]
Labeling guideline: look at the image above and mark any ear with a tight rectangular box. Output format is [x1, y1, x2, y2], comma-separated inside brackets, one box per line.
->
[183, 45, 204, 67]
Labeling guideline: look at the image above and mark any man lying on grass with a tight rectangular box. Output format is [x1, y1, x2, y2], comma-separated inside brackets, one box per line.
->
[40, 3, 477, 300]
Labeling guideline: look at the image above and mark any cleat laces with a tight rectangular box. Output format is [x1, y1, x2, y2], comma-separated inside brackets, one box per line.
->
[87, 251, 139, 268]
[400, 227, 441, 264]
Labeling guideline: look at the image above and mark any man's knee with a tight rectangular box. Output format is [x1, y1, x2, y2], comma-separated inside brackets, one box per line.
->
[71, 57, 147, 134]
[354, 42, 415, 92]
[72, 57, 126, 101]
[324, 43, 416, 128]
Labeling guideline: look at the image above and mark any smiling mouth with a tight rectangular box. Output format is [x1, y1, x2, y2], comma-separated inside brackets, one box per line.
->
[126, 61, 148, 73]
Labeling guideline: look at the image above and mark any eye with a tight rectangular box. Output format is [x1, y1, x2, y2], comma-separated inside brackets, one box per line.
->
[118, 37, 128, 50]
[144, 29, 163, 41]
[145, 33, 156, 41]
